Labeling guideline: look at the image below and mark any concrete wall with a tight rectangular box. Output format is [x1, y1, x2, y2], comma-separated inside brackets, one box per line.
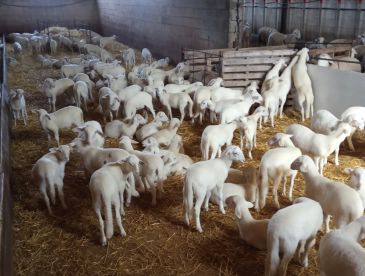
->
[97, 0, 230, 62]
[0, 0, 100, 34]
[243, 0, 365, 41]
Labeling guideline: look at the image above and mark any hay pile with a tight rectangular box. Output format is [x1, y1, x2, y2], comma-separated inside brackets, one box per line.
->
[9, 45, 365, 276]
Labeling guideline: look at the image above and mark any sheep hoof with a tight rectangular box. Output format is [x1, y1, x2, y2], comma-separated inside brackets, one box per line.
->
[196, 226, 203, 233]
[120, 230, 127, 237]
[101, 238, 107, 246]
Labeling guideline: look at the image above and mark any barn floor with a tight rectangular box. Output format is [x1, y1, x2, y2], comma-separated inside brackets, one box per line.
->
[8, 46, 365, 276]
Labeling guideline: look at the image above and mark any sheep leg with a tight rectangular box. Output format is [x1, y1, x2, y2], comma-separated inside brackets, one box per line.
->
[300, 237, 316, 267]
[319, 158, 325, 175]
[258, 116, 262, 130]
[210, 146, 219, 160]
[12, 111, 17, 127]
[194, 193, 205, 233]
[279, 99, 284, 119]
[166, 105, 173, 120]
[179, 105, 185, 122]
[270, 110, 275, 127]
[239, 129, 244, 150]
[281, 176, 287, 197]
[114, 199, 126, 237]
[278, 247, 295, 276]
[54, 130, 60, 147]
[347, 134, 355, 151]
[52, 96, 56, 112]
[203, 191, 211, 211]
[40, 180, 53, 215]
[246, 137, 253, 160]
[150, 186, 157, 206]
[313, 157, 320, 172]
[94, 206, 107, 246]
[217, 185, 225, 214]
[118, 190, 125, 216]
[217, 147, 222, 158]
[324, 213, 330, 233]
[55, 179, 67, 210]
[288, 171, 297, 202]
[256, 172, 269, 212]
[334, 146, 339, 166]
[272, 174, 282, 209]
[22, 108, 28, 125]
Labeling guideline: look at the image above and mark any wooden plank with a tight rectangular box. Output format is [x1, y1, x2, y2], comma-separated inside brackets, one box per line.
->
[223, 72, 266, 80]
[186, 57, 221, 64]
[222, 64, 272, 73]
[309, 46, 352, 57]
[223, 56, 291, 65]
[224, 80, 263, 87]
[223, 49, 297, 58]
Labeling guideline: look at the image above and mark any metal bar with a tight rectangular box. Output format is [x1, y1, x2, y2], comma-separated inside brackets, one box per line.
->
[336, 0, 342, 38]
[319, 0, 323, 36]
[303, 1, 307, 38]
[252, 0, 256, 33]
[263, 0, 267, 26]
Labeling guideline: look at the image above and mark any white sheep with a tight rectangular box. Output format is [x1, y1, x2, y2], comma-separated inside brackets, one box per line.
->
[141, 48, 153, 64]
[58, 35, 73, 51]
[83, 43, 102, 56]
[316, 53, 361, 72]
[10, 88, 28, 126]
[99, 35, 116, 49]
[292, 48, 314, 121]
[341, 106, 365, 151]
[73, 81, 89, 111]
[32, 145, 71, 215]
[200, 121, 241, 160]
[291, 155, 363, 233]
[13, 42, 22, 59]
[104, 74, 127, 93]
[311, 109, 341, 134]
[226, 195, 269, 250]
[150, 57, 169, 69]
[122, 48, 135, 69]
[262, 77, 281, 127]
[157, 90, 193, 122]
[143, 75, 164, 98]
[73, 121, 105, 148]
[135, 111, 169, 142]
[286, 123, 352, 174]
[146, 118, 181, 147]
[89, 155, 140, 246]
[163, 82, 203, 95]
[265, 197, 323, 276]
[96, 87, 121, 122]
[256, 133, 301, 211]
[73, 73, 95, 102]
[199, 98, 243, 124]
[344, 167, 365, 209]
[100, 49, 114, 63]
[117, 84, 142, 102]
[104, 114, 147, 139]
[183, 145, 244, 233]
[33, 106, 84, 146]
[225, 166, 257, 203]
[50, 39, 57, 55]
[42, 78, 74, 112]
[262, 58, 287, 89]
[123, 91, 155, 121]
[220, 86, 263, 124]
[318, 216, 365, 276]
[94, 61, 125, 78]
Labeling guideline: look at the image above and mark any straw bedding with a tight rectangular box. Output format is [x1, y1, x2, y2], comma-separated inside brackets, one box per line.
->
[8, 45, 365, 276]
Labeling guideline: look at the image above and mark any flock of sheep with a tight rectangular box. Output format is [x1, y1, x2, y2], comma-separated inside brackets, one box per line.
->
[7, 26, 365, 276]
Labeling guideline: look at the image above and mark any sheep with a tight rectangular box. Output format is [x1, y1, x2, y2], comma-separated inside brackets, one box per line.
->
[318, 216, 365, 276]
[10, 89, 28, 127]
[291, 155, 363, 233]
[143, 75, 164, 99]
[118, 136, 167, 206]
[61, 64, 85, 79]
[73, 121, 104, 148]
[258, 26, 278, 45]
[73, 73, 95, 102]
[100, 49, 114, 63]
[240, 22, 251, 48]
[341, 106, 365, 151]
[141, 48, 153, 64]
[99, 35, 116, 49]
[33, 106, 83, 146]
[135, 111, 169, 142]
[73, 81, 89, 111]
[209, 183, 246, 207]
[292, 48, 314, 121]
[183, 145, 244, 232]
[122, 48, 135, 69]
[58, 35, 73, 51]
[123, 91, 155, 121]
[163, 82, 203, 95]
[265, 197, 323, 276]
[262, 77, 281, 127]
[104, 114, 147, 139]
[225, 166, 257, 203]
[94, 61, 125, 78]
[89, 155, 140, 246]
[344, 167, 365, 209]
[286, 123, 352, 174]
[96, 87, 121, 123]
[146, 119, 181, 147]
[226, 195, 269, 250]
[104, 74, 127, 93]
[311, 109, 342, 135]
[83, 43, 102, 56]
[267, 28, 301, 46]
[37, 54, 60, 68]
[117, 84, 142, 102]
[157, 90, 193, 122]
[32, 145, 71, 215]
[13, 42, 22, 59]
[150, 57, 169, 69]
[316, 53, 361, 72]
[42, 77, 74, 112]
[30, 36, 42, 54]
[50, 39, 57, 55]
[239, 106, 268, 159]
[262, 58, 287, 89]
[255, 133, 301, 211]
[200, 121, 242, 160]
[220, 86, 263, 124]
[199, 98, 243, 124]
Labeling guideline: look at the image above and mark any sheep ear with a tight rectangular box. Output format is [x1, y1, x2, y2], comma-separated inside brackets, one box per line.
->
[245, 202, 254, 209]
[45, 114, 52, 121]
[68, 142, 76, 148]
[96, 130, 104, 137]
[234, 207, 243, 219]
[344, 168, 354, 175]
[72, 127, 84, 134]
[131, 139, 139, 144]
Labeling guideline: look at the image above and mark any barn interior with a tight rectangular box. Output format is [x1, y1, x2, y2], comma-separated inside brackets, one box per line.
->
[1, 0, 365, 275]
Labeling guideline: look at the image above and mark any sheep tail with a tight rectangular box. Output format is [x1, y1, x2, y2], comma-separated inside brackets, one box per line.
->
[104, 196, 114, 239]
[183, 174, 193, 225]
[265, 233, 280, 276]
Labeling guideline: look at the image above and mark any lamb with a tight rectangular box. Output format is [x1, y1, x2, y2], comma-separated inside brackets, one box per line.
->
[50, 39, 57, 55]
[33, 106, 84, 146]
[258, 26, 278, 45]
[292, 48, 314, 121]
[73, 81, 89, 111]
[100, 49, 114, 63]
[157, 90, 193, 122]
[94, 61, 125, 78]
[10, 88, 28, 126]
[318, 216, 365, 276]
[143, 75, 164, 98]
[122, 48, 135, 69]
[256, 133, 301, 211]
[163, 82, 203, 95]
[83, 44, 102, 56]
[267, 28, 301, 46]
[32, 145, 72, 215]
[104, 74, 127, 93]
[73, 73, 95, 102]
[123, 92, 155, 121]
[286, 123, 352, 174]
[262, 77, 281, 127]
[96, 87, 121, 123]
[141, 48, 153, 64]
[104, 114, 147, 139]
[58, 35, 73, 51]
[199, 98, 243, 124]
[73, 121, 104, 148]
[146, 119, 181, 147]
[150, 57, 169, 69]
[239, 106, 268, 159]
[291, 155, 363, 233]
[225, 166, 257, 203]
[117, 84, 142, 102]
[262, 58, 287, 89]
[183, 145, 244, 232]
[311, 109, 342, 135]
[42, 77, 74, 112]
[135, 111, 169, 142]
[200, 121, 242, 160]
[209, 87, 244, 103]
[89, 155, 140, 246]
[220, 86, 263, 124]
[265, 197, 323, 276]
[226, 195, 269, 250]
[13, 42, 22, 59]
[344, 167, 365, 209]
[316, 53, 361, 72]
[99, 35, 116, 49]
[341, 106, 365, 151]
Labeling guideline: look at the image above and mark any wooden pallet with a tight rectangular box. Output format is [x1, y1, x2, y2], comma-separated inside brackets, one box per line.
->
[221, 48, 298, 90]
[308, 45, 352, 58]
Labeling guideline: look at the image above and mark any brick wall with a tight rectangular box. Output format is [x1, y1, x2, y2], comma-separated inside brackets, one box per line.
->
[97, 0, 230, 62]
[0, 0, 100, 34]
